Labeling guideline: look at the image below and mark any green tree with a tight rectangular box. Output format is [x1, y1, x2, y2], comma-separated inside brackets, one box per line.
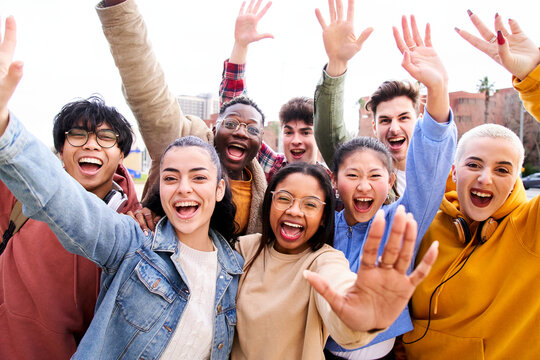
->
[477, 76, 495, 124]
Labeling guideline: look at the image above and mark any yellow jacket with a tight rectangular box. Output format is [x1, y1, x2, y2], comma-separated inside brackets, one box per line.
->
[404, 64, 540, 359]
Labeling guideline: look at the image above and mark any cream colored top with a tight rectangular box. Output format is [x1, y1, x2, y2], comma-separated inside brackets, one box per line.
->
[232, 234, 377, 360]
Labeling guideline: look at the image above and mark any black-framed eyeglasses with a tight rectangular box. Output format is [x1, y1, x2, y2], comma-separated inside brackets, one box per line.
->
[65, 129, 119, 148]
[218, 118, 263, 137]
[271, 190, 325, 217]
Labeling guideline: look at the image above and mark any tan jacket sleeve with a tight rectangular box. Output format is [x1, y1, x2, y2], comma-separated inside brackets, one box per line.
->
[311, 250, 379, 349]
[96, 0, 213, 200]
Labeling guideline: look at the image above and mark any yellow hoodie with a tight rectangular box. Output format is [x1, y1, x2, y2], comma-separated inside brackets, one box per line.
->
[404, 64, 540, 359]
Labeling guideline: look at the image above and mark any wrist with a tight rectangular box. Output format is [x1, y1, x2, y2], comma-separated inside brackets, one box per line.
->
[229, 42, 248, 65]
[326, 60, 347, 77]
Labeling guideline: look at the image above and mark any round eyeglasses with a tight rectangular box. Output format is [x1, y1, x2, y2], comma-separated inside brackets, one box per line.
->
[65, 129, 119, 148]
[271, 190, 325, 217]
[219, 118, 263, 137]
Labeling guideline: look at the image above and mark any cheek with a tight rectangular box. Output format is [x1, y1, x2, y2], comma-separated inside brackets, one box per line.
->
[269, 207, 280, 234]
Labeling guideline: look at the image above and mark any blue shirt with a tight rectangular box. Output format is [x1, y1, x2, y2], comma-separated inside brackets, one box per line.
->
[326, 110, 457, 352]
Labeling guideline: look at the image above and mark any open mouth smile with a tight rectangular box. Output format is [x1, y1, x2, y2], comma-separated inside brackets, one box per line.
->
[470, 189, 493, 208]
[290, 149, 306, 159]
[226, 143, 247, 162]
[279, 221, 304, 241]
[353, 197, 374, 213]
[174, 200, 200, 220]
[78, 157, 103, 175]
[387, 136, 406, 150]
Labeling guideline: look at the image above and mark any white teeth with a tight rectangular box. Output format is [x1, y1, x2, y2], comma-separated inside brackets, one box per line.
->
[291, 149, 305, 154]
[79, 157, 102, 166]
[283, 221, 303, 228]
[175, 201, 198, 207]
[471, 190, 492, 198]
[230, 144, 245, 149]
[389, 137, 405, 143]
[354, 198, 372, 202]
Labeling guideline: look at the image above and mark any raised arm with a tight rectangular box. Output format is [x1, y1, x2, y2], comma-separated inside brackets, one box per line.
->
[305, 207, 438, 334]
[393, 15, 449, 123]
[97, 0, 212, 200]
[455, 11, 540, 121]
[0, 17, 140, 270]
[219, 0, 273, 106]
[313, 0, 373, 166]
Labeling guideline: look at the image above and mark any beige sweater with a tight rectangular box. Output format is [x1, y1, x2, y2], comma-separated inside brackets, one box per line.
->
[234, 234, 377, 360]
[96, 0, 266, 234]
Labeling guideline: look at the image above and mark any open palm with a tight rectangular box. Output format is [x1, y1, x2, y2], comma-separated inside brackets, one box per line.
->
[305, 207, 438, 331]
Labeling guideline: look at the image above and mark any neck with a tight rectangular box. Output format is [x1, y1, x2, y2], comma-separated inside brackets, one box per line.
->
[228, 168, 245, 181]
[92, 183, 114, 201]
[176, 226, 214, 252]
[394, 159, 406, 171]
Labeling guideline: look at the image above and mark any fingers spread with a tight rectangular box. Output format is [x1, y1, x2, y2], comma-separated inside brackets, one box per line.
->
[468, 10, 494, 41]
[256, 1, 272, 20]
[304, 270, 344, 312]
[393, 26, 407, 54]
[346, 0, 355, 23]
[410, 15, 424, 47]
[361, 210, 385, 269]
[379, 205, 406, 267]
[394, 213, 417, 273]
[315, 8, 327, 29]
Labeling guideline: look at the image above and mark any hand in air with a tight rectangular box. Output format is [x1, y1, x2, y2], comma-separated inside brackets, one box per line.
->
[393, 15, 448, 90]
[455, 11, 540, 81]
[0, 16, 23, 128]
[315, 0, 373, 77]
[234, 0, 273, 48]
[304, 206, 438, 332]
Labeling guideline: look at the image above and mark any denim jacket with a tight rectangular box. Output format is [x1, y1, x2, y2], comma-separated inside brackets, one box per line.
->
[0, 114, 243, 359]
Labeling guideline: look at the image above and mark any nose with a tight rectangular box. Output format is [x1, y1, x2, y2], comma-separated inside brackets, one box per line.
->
[177, 177, 193, 194]
[355, 178, 371, 192]
[285, 199, 303, 216]
[388, 119, 401, 134]
[291, 132, 302, 145]
[83, 133, 100, 150]
[477, 168, 493, 185]
[233, 123, 249, 138]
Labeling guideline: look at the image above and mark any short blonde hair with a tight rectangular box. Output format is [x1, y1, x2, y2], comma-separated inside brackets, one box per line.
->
[455, 124, 524, 171]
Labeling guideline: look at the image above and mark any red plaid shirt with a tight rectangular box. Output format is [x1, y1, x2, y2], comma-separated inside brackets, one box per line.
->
[219, 59, 332, 183]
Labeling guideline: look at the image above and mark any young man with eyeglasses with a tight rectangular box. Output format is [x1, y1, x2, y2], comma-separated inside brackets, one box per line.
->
[97, 0, 267, 235]
[0, 96, 140, 359]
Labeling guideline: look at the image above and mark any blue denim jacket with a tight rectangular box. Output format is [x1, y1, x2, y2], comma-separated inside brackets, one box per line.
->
[0, 115, 243, 359]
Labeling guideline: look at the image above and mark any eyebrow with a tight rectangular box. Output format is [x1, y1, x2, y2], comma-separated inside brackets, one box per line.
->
[284, 125, 313, 131]
[225, 112, 260, 123]
[466, 156, 514, 167]
[379, 112, 411, 119]
[162, 167, 210, 173]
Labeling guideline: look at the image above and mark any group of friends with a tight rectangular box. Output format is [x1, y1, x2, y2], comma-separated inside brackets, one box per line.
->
[0, 0, 539, 359]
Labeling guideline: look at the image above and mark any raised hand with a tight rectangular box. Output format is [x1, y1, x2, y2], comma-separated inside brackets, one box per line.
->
[315, 0, 373, 77]
[230, 0, 273, 64]
[0, 16, 23, 135]
[455, 11, 540, 81]
[304, 206, 438, 332]
[392, 15, 447, 91]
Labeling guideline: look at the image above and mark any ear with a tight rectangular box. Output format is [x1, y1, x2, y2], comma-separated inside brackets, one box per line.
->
[118, 153, 125, 165]
[451, 164, 457, 183]
[388, 172, 396, 188]
[372, 119, 377, 135]
[331, 171, 337, 189]
[215, 178, 226, 202]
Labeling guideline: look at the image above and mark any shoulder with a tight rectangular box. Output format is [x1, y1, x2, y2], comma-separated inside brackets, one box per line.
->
[236, 233, 263, 259]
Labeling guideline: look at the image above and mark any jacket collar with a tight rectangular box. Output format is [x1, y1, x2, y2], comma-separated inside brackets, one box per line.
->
[150, 218, 243, 275]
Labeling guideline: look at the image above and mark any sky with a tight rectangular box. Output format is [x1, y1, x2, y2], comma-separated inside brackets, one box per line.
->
[1, 0, 539, 149]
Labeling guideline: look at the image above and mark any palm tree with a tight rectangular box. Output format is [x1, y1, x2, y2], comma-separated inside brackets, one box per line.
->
[477, 76, 495, 124]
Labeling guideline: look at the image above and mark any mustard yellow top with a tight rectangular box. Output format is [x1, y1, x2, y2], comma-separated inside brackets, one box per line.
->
[229, 167, 253, 235]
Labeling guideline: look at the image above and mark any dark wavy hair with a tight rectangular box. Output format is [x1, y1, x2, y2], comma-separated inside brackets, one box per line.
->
[219, 96, 266, 126]
[244, 162, 335, 273]
[279, 97, 314, 126]
[53, 95, 134, 157]
[365, 80, 420, 117]
[143, 136, 238, 243]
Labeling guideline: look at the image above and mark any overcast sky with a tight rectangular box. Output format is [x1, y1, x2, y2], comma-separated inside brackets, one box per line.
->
[1, 0, 539, 148]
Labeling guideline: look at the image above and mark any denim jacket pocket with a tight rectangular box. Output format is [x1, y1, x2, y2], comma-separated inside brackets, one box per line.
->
[116, 260, 175, 331]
